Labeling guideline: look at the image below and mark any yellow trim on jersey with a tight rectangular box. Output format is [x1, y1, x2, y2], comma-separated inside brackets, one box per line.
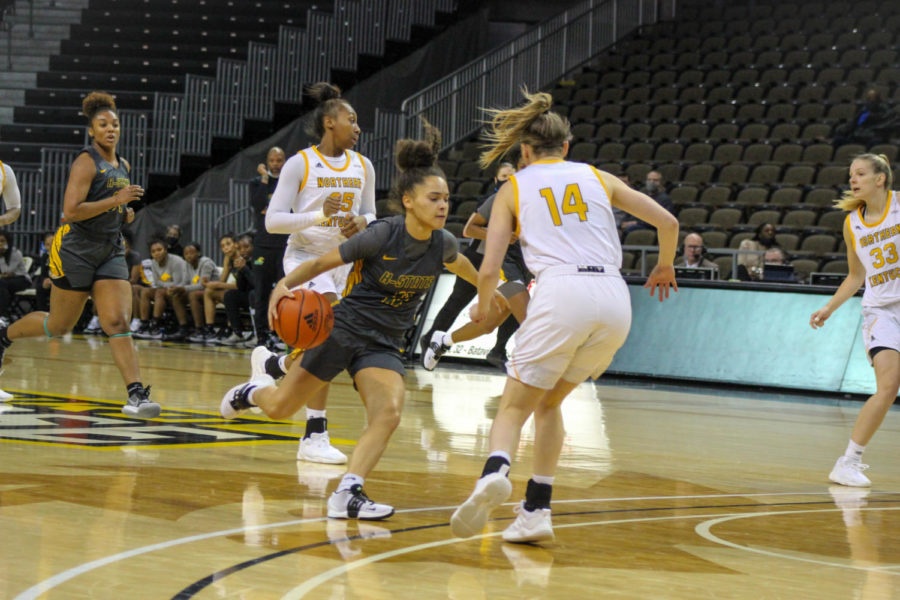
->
[354, 151, 366, 184]
[509, 175, 521, 238]
[49, 224, 70, 277]
[342, 258, 364, 297]
[297, 149, 310, 192]
[589, 165, 613, 200]
[845, 213, 856, 249]
[857, 191, 893, 228]
[312, 146, 353, 172]
[0, 159, 5, 194]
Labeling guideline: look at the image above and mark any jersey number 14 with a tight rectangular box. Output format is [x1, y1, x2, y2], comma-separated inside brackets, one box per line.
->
[539, 184, 588, 226]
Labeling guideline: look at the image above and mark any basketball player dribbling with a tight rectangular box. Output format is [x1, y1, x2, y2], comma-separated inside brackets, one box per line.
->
[450, 89, 679, 542]
[221, 123, 489, 520]
[251, 82, 376, 465]
[0, 91, 159, 417]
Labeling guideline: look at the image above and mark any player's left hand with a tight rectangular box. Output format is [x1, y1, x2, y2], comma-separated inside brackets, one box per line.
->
[268, 279, 294, 329]
[340, 215, 368, 238]
[644, 264, 678, 303]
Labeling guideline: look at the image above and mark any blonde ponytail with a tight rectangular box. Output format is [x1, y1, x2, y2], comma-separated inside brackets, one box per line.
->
[479, 87, 571, 169]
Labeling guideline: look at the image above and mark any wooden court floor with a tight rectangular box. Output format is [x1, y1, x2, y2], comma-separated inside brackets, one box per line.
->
[1, 335, 900, 599]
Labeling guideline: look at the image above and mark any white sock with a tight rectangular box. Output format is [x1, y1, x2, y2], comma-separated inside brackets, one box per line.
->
[844, 440, 865, 461]
[245, 387, 259, 407]
[532, 474, 555, 485]
[442, 332, 454, 347]
[489, 450, 511, 462]
[278, 355, 289, 373]
[337, 473, 364, 493]
[307, 408, 326, 420]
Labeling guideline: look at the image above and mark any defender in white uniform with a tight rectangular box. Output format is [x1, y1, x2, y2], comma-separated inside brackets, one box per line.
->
[258, 82, 376, 466]
[451, 90, 679, 543]
[811, 153, 900, 488]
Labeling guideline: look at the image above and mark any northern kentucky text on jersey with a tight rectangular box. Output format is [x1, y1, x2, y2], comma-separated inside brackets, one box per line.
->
[317, 177, 363, 189]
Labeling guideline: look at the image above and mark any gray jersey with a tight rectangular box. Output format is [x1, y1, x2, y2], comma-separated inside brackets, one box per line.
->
[185, 255, 218, 292]
[337, 215, 458, 340]
[71, 145, 130, 244]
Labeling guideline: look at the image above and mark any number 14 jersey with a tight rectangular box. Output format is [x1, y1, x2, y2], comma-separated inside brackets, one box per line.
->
[510, 159, 621, 277]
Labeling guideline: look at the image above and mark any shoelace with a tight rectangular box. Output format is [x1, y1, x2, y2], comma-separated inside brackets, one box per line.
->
[851, 462, 870, 472]
[135, 385, 153, 405]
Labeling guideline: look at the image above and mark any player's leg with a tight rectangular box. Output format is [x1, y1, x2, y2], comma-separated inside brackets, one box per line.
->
[326, 366, 403, 520]
[93, 277, 160, 418]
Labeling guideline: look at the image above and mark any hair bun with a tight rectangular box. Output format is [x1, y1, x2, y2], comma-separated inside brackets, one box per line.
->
[307, 81, 342, 105]
[394, 118, 440, 172]
[82, 90, 117, 120]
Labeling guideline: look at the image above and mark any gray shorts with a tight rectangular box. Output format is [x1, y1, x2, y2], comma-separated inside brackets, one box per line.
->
[300, 317, 405, 381]
[49, 225, 127, 291]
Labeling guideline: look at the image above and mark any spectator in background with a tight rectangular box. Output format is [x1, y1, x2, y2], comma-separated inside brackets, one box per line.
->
[122, 229, 147, 332]
[611, 172, 631, 232]
[250, 147, 288, 351]
[737, 222, 777, 281]
[165, 241, 217, 341]
[134, 237, 190, 339]
[0, 231, 30, 324]
[833, 88, 899, 148]
[34, 231, 55, 312]
[218, 233, 255, 346]
[621, 170, 674, 235]
[419, 159, 517, 365]
[198, 233, 239, 343]
[164, 224, 184, 259]
[675, 232, 718, 275]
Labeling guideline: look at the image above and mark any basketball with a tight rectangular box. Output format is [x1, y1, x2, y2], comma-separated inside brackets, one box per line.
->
[272, 289, 334, 349]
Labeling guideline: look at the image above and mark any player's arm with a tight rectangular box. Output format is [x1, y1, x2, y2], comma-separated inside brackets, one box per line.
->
[0, 164, 21, 226]
[63, 154, 143, 222]
[475, 181, 515, 320]
[265, 153, 337, 234]
[340, 156, 377, 238]
[462, 211, 488, 240]
[811, 219, 866, 328]
[605, 170, 679, 302]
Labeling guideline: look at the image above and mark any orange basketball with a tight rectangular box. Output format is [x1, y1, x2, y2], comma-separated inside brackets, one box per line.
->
[273, 289, 334, 349]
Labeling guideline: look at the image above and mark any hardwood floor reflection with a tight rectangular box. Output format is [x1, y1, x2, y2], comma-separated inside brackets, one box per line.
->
[1, 335, 899, 599]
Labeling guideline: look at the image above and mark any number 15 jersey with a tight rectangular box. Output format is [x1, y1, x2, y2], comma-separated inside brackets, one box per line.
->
[510, 159, 621, 277]
[847, 191, 900, 308]
[267, 145, 374, 255]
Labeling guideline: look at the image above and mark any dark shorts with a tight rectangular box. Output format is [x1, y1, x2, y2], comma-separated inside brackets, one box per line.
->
[499, 257, 533, 299]
[300, 318, 406, 381]
[49, 225, 127, 292]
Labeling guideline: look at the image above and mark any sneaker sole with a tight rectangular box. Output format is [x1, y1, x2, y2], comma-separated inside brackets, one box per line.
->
[502, 526, 555, 543]
[450, 476, 512, 538]
[122, 403, 161, 419]
[828, 471, 871, 487]
[297, 448, 348, 464]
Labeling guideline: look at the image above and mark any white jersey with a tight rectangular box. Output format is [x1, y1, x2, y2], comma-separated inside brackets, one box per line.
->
[265, 145, 375, 255]
[510, 159, 621, 277]
[0, 160, 20, 211]
[848, 191, 900, 308]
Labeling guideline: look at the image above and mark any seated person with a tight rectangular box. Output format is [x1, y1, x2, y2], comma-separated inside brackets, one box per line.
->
[134, 238, 190, 339]
[198, 233, 239, 342]
[0, 231, 31, 324]
[217, 233, 256, 346]
[33, 231, 55, 312]
[674, 233, 718, 277]
[737, 222, 776, 281]
[165, 241, 217, 341]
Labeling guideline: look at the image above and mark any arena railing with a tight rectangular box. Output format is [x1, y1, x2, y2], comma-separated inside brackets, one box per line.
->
[389, 0, 675, 165]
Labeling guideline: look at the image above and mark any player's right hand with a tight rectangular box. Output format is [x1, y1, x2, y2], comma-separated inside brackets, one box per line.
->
[323, 194, 342, 218]
[810, 308, 831, 329]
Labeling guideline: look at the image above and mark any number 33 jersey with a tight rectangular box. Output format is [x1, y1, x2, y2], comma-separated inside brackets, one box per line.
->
[510, 159, 621, 277]
[289, 146, 369, 254]
[848, 191, 900, 307]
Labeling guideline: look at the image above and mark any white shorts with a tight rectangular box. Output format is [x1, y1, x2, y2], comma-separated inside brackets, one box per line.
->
[861, 303, 900, 364]
[283, 246, 352, 297]
[506, 264, 632, 390]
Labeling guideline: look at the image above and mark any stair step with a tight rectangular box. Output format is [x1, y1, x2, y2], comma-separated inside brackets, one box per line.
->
[0, 56, 50, 71]
[0, 71, 35, 86]
[0, 89, 25, 107]
[7, 25, 72, 38]
[4, 13, 82, 26]
[0, 106, 14, 124]
[0, 39, 59, 53]
[14, 0, 89, 10]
